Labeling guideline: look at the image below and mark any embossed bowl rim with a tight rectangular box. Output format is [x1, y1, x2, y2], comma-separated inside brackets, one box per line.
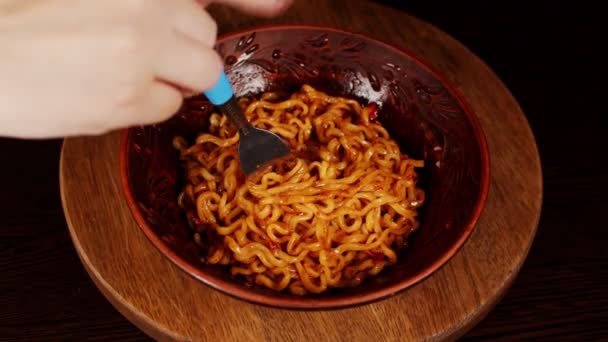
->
[119, 24, 491, 310]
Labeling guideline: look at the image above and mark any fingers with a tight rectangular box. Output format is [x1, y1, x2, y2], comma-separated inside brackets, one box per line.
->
[155, 30, 223, 93]
[134, 81, 184, 125]
[207, 0, 293, 17]
[161, 0, 222, 93]
[155, 0, 293, 98]
[171, 0, 217, 46]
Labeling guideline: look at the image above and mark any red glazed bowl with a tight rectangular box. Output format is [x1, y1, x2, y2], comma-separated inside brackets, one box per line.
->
[119, 25, 490, 310]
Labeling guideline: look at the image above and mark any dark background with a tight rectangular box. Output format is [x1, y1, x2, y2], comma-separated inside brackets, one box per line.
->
[1, 0, 606, 340]
[374, 0, 608, 340]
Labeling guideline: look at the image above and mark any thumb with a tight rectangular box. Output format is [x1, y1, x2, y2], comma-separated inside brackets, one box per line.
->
[200, 0, 293, 17]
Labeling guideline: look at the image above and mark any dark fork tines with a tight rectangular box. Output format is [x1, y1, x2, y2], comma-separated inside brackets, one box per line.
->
[237, 127, 291, 175]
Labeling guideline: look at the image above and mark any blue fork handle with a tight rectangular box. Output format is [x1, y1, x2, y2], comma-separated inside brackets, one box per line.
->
[203, 71, 251, 131]
[203, 71, 234, 106]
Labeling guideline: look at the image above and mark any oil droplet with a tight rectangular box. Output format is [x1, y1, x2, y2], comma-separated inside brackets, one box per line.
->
[236, 37, 245, 51]
[245, 44, 259, 54]
[272, 49, 282, 59]
[383, 69, 394, 81]
[225, 55, 237, 65]
[306, 33, 330, 48]
[298, 62, 319, 76]
[367, 72, 381, 92]
[342, 40, 366, 53]
[245, 33, 256, 46]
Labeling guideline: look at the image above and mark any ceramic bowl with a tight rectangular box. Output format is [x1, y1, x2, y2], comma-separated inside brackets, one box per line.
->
[119, 25, 490, 309]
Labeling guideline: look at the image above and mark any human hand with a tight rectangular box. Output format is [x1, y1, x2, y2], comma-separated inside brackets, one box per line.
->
[0, 0, 292, 138]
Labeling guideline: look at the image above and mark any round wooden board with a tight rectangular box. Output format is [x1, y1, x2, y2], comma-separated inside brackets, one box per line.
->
[59, 1, 542, 341]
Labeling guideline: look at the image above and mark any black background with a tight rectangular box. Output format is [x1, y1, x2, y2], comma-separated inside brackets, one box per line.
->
[374, 0, 608, 340]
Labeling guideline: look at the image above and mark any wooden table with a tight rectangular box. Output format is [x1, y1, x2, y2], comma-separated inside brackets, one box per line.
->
[1, 0, 606, 341]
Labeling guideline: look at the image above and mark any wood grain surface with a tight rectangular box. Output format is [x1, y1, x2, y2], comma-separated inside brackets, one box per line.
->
[56, 0, 542, 341]
[3, 1, 607, 341]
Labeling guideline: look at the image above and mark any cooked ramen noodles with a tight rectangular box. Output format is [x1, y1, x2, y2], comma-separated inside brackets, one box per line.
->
[173, 85, 425, 295]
